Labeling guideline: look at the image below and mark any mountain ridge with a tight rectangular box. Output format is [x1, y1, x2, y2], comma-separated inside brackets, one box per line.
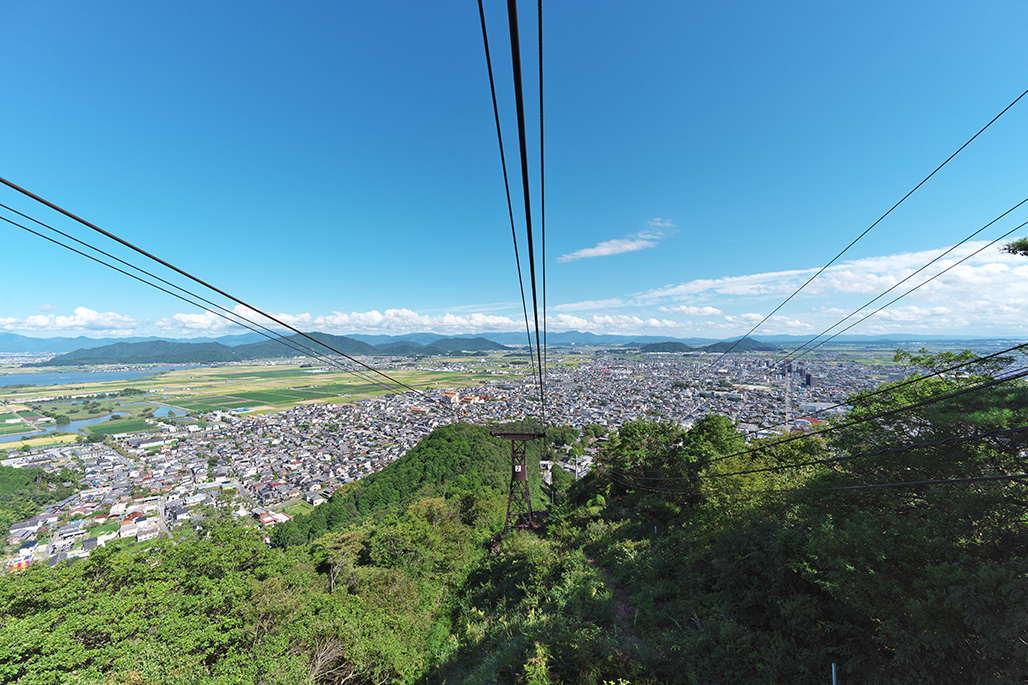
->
[7, 329, 1019, 357]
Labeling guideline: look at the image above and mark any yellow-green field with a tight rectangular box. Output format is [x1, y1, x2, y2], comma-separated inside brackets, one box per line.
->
[0, 354, 541, 443]
[0, 432, 82, 450]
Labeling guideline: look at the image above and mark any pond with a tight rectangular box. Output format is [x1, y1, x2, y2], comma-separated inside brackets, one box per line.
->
[0, 412, 128, 444]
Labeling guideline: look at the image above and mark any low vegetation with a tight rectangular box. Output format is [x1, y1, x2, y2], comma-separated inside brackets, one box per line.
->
[0, 466, 78, 539]
[1, 350, 1025, 683]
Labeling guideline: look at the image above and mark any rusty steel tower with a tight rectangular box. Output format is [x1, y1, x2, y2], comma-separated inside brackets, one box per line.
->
[492, 430, 544, 535]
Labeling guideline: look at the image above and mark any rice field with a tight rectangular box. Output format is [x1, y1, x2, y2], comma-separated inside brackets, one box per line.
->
[0, 354, 533, 433]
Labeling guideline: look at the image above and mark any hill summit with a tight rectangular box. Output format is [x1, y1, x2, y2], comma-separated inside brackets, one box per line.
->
[639, 336, 777, 353]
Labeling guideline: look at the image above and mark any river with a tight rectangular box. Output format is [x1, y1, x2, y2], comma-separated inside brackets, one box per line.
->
[0, 412, 129, 444]
[0, 366, 188, 387]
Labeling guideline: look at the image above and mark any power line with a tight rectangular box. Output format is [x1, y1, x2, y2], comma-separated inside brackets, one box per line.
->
[704, 366, 1028, 466]
[476, 0, 539, 382]
[778, 341, 1028, 424]
[538, 0, 548, 424]
[682, 211, 1028, 423]
[610, 471, 1028, 499]
[505, 0, 546, 418]
[781, 196, 1028, 364]
[612, 424, 1028, 483]
[767, 222, 1028, 385]
[0, 211, 403, 397]
[0, 175, 430, 398]
[0, 200, 398, 393]
[701, 86, 1028, 371]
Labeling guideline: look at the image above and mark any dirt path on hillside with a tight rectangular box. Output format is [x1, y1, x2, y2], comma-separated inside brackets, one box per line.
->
[586, 555, 645, 657]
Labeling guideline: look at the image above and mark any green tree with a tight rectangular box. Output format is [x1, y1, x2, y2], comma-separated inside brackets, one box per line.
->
[1002, 236, 1028, 257]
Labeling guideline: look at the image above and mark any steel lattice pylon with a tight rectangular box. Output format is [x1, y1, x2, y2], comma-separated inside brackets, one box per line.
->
[492, 431, 543, 535]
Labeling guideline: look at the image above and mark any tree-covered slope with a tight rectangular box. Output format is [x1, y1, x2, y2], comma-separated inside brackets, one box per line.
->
[428, 337, 509, 352]
[638, 341, 697, 352]
[639, 336, 778, 353]
[702, 335, 778, 352]
[40, 340, 238, 365]
[272, 421, 545, 547]
[375, 341, 442, 356]
[36, 332, 383, 366]
[233, 332, 380, 360]
[0, 466, 77, 539]
[3, 349, 1025, 684]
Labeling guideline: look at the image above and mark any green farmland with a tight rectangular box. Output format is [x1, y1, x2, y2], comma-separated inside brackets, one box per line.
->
[0, 353, 535, 443]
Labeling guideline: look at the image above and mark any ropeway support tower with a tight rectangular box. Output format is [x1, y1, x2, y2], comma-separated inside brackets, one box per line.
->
[492, 430, 544, 535]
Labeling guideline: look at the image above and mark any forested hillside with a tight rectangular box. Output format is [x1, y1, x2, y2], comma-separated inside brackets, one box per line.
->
[0, 466, 77, 539]
[1, 350, 1025, 683]
[271, 420, 547, 547]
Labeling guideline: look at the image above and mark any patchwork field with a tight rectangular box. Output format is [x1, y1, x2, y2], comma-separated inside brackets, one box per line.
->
[0, 354, 532, 445]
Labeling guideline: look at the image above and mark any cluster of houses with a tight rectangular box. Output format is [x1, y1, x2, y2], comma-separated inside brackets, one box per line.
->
[3, 350, 905, 571]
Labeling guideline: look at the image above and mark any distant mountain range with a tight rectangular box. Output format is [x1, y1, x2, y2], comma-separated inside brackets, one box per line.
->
[3, 329, 1020, 362]
[30, 333, 510, 366]
[0, 332, 264, 354]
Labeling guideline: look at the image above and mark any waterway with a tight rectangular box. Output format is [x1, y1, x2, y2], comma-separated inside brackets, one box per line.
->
[121, 402, 187, 418]
[0, 412, 128, 444]
[0, 366, 186, 388]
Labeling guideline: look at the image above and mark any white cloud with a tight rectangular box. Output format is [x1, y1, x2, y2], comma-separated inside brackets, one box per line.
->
[721, 313, 812, 331]
[658, 305, 723, 316]
[158, 307, 525, 336]
[0, 306, 140, 335]
[639, 240, 1028, 303]
[647, 217, 676, 229]
[549, 313, 681, 332]
[557, 220, 676, 263]
[37, 303, 57, 312]
[557, 237, 660, 263]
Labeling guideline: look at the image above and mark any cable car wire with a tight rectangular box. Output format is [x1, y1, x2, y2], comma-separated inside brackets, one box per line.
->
[477, 0, 539, 382]
[0, 200, 402, 392]
[682, 211, 1028, 423]
[702, 366, 1028, 467]
[0, 211, 406, 397]
[0, 175, 430, 398]
[538, 0, 548, 422]
[505, 0, 546, 417]
[701, 86, 1028, 373]
[611, 423, 1028, 483]
[609, 471, 1028, 499]
[781, 196, 1028, 364]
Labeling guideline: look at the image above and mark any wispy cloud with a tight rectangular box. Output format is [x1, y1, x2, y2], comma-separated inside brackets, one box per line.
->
[658, 305, 723, 316]
[557, 219, 677, 263]
[551, 298, 625, 312]
[638, 240, 1028, 303]
[37, 303, 57, 312]
[549, 313, 682, 331]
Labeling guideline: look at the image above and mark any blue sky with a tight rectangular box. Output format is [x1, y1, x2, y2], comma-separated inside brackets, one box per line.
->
[2, 1, 1028, 340]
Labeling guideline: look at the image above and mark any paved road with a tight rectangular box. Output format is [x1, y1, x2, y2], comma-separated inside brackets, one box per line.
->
[156, 495, 171, 538]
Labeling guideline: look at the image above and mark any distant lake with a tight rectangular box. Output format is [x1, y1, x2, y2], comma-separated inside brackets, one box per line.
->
[0, 366, 186, 388]
[0, 412, 127, 444]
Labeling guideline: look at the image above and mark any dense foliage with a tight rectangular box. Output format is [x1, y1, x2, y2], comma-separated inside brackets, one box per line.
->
[271, 421, 546, 548]
[0, 466, 77, 539]
[36, 333, 510, 366]
[2, 350, 1025, 683]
